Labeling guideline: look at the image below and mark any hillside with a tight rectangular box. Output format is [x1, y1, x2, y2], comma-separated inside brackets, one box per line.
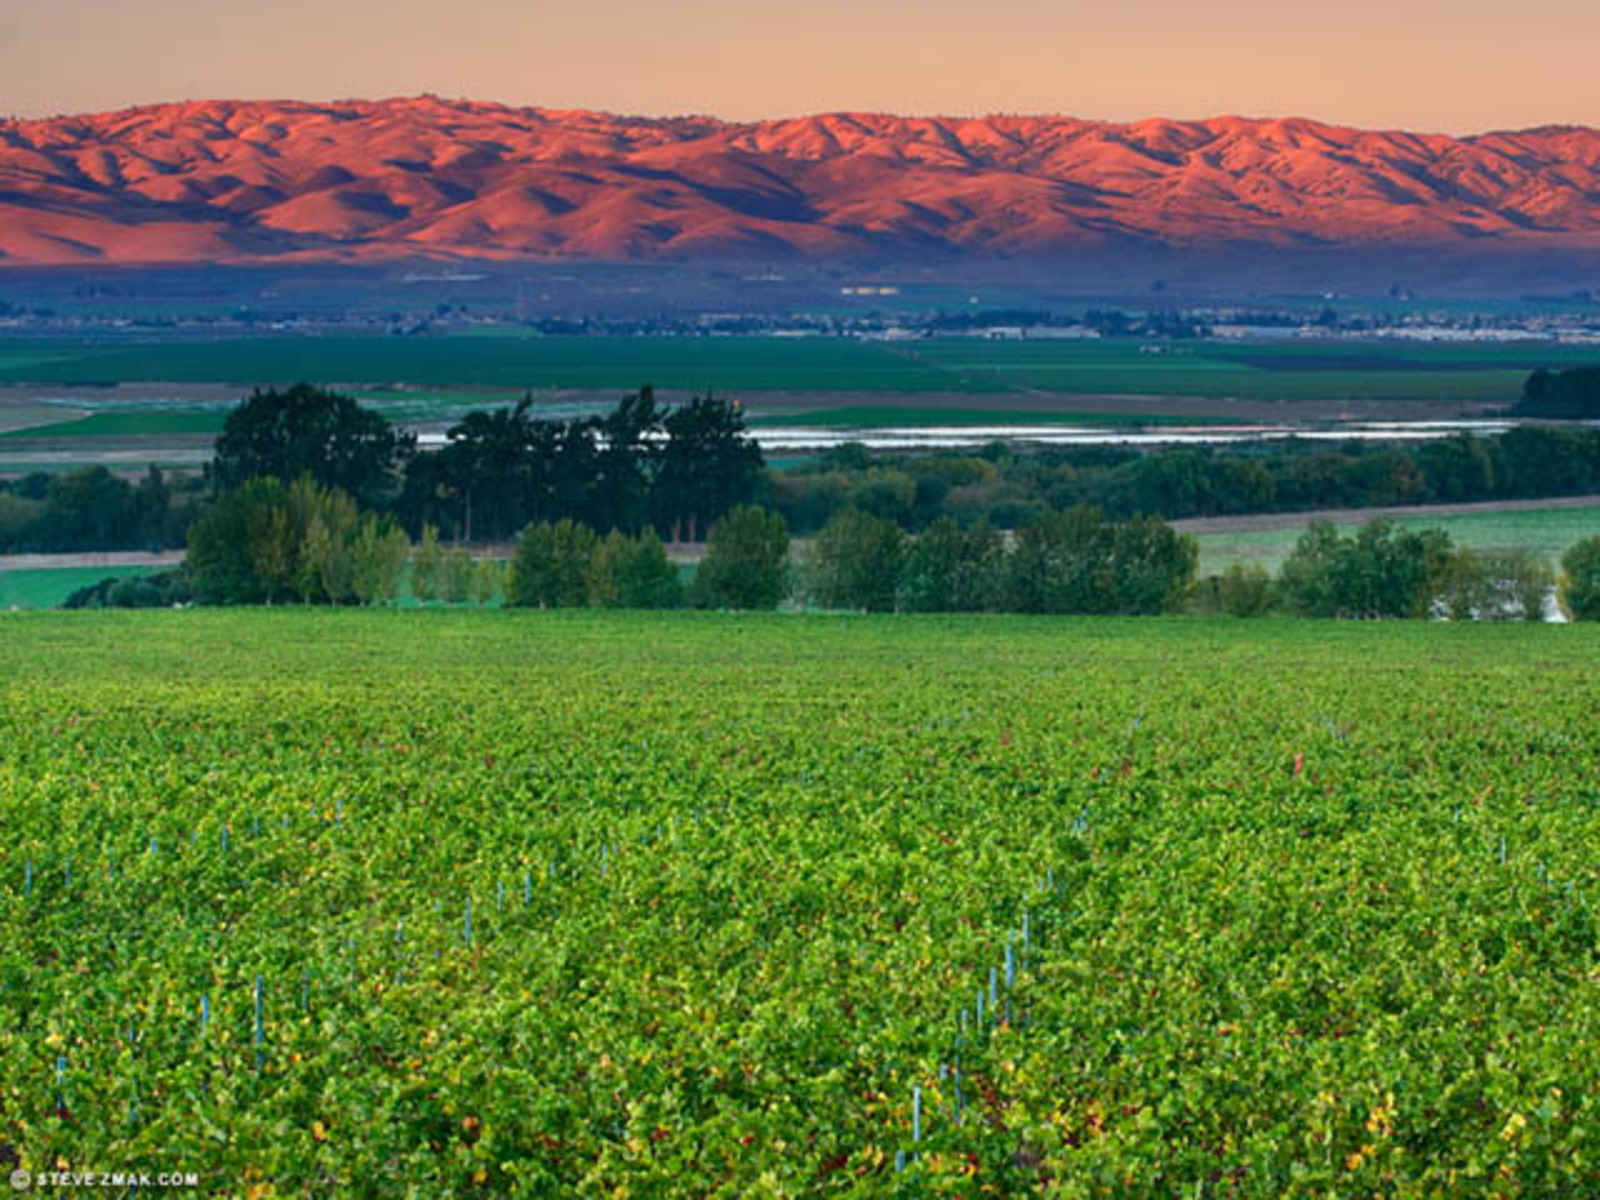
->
[4, 97, 1600, 263]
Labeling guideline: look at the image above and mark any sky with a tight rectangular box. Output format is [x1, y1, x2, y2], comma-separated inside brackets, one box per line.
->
[4, 0, 1598, 133]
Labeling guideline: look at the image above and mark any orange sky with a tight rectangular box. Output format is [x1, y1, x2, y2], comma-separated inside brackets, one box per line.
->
[4, 0, 1597, 132]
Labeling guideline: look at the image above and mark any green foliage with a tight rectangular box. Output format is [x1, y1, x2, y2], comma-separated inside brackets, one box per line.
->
[2, 612, 1600, 1193]
[439, 548, 474, 605]
[297, 486, 360, 605]
[585, 528, 682, 609]
[471, 558, 504, 608]
[653, 393, 765, 542]
[1516, 365, 1600, 418]
[508, 520, 598, 608]
[896, 516, 1006, 613]
[1280, 518, 1453, 619]
[1217, 562, 1273, 617]
[1441, 548, 1554, 621]
[805, 509, 906, 612]
[350, 515, 412, 606]
[999, 506, 1194, 614]
[692, 506, 789, 610]
[410, 524, 443, 605]
[212, 383, 414, 509]
[1559, 534, 1600, 620]
[186, 475, 389, 606]
[60, 569, 192, 610]
[1104, 514, 1199, 614]
[186, 478, 284, 605]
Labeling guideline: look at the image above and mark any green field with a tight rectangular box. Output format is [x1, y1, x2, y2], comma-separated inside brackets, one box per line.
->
[0, 566, 161, 609]
[0, 335, 1592, 404]
[4, 611, 1600, 1194]
[0, 336, 978, 393]
[749, 406, 1244, 428]
[906, 339, 1600, 403]
[1193, 505, 1600, 576]
[0, 411, 228, 439]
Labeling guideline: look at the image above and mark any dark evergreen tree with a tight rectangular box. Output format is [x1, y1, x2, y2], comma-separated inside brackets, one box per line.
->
[211, 384, 414, 509]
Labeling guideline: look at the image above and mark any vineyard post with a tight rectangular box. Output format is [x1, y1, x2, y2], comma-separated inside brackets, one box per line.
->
[254, 974, 264, 1071]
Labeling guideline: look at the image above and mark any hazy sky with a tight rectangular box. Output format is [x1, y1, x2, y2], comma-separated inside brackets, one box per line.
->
[4, 0, 1597, 132]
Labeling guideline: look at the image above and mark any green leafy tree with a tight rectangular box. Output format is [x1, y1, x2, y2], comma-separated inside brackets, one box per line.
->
[508, 520, 597, 608]
[1515, 366, 1600, 418]
[591, 387, 666, 533]
[1278, 521, 1344, 617]
[350, 515, 412, 606]
[302, 488, 360, 605]
[1105, 514, 1198, 613]
[893, 515, 1007, 614]
[187, 479, 279, 604]
[807, 508, 905, 612]
[411, 524, 443, 605]
[248, 502, 298, 606]
[586, 528, 682, 608]
[1496, 549, 1555, 622]
[692, 506, 789, 610]
[472, 558, 504, 607]
[1559, 535, 1600, 620]
[1005, 506, 1109, 613]
[439, 549, 475, 605]
[1280, 519, 1452, 619]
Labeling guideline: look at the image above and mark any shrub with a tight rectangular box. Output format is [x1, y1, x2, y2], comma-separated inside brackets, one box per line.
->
[1218, 563, 1273, 617]
[1560, 535, 1600, 621]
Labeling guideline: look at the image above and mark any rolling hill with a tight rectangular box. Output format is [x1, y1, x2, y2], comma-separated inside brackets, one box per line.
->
[3, 97, 1600, 265]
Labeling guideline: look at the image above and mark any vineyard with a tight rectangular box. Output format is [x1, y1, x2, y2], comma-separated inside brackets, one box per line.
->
[3, 610, 1599, 1196]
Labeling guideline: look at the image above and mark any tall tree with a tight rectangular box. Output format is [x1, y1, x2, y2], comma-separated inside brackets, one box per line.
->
[211, 383, 414, 509]
[435, 396, 561, 542]
[592, 386, 665, 533]
[654, 393, 763, 542]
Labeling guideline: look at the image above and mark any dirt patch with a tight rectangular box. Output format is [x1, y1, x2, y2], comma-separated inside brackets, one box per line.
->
[0, 550, 186, 571]
[0, 400, 89, 433]
[1171, 494, 1600, 536]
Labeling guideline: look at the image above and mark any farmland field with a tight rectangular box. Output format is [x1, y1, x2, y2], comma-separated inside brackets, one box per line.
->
[0, 336, 977, 394]
[3, 611, 1600, 1195]
[0, 335, 1588, 411]
[0, 566, 161, 610]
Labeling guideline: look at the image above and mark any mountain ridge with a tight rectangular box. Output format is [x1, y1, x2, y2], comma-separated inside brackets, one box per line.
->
[4, 97, 1600, 265]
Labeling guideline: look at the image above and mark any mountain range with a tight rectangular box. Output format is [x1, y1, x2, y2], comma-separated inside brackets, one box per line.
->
[3, 96, 1600, 266]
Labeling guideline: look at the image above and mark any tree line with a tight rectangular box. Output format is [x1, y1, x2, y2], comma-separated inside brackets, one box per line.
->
[768, 423, 1600, 536]
[68, 484, 1600, 623]
[210, 382, 764, 544]
[1201, 519, 1600, 622]
[8, 367, 1600, 559]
